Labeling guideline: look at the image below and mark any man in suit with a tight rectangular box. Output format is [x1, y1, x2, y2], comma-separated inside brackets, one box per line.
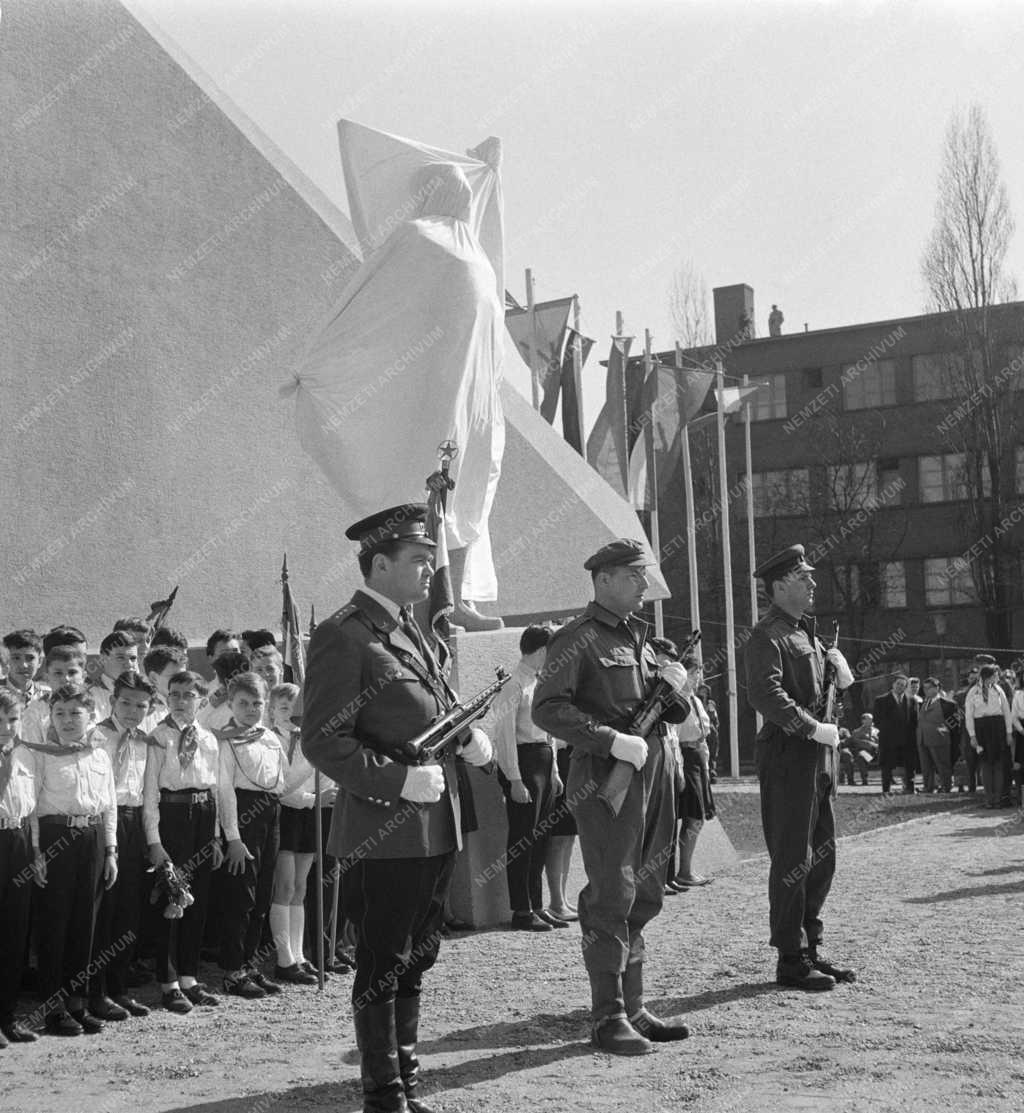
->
[916, 676, 961, 793]
[302, 504, 493, 1113]
[873, 674, 918, 795]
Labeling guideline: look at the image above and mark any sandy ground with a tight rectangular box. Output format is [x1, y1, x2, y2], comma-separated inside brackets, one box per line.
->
[4, 802, 1023, 1113]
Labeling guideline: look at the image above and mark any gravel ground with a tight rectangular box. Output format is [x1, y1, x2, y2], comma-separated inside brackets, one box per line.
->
[4, 798, 1023, 1113]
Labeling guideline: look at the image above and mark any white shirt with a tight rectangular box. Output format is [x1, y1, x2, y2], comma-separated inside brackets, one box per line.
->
[143, 714, 220, 845]
[277, 727, 320, 810]
[91, 715, 150, 808]
[31, 734, 117, 848]
[491, 660, 550, 782]
[0, 742, 37, 824]
[218, 723, 285, 841]
[964, 683, 1012, 740]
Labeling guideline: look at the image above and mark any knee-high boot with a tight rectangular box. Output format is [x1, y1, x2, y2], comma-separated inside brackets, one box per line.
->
[353, 1001, 408, 1113]
[622, 960, 690, 1042]
[395, 993, 435, 1113]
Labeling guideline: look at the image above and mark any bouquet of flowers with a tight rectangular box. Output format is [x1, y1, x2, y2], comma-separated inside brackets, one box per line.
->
[149, 859, 195, 919]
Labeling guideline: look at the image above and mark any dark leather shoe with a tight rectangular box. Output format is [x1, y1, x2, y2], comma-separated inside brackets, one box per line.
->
[89, 995, 129, 1021]
[776, 953, 835, 992]
[68, 1009, 105, 1034]
[805, 947, 856, 983]
[275, 963, 318, 985]
[45, 1011, 83, 1037]
[630, 1007, 690, 1041]
[1, 1020, 39, 1043]
[182, 983, 220, 1006]
[511, 912, 552, 932]
[161, 988, 193, 1014]
[223, 975, 265, 999]
[590, 1015, 654, 1056]
[249, 971, 283, 995]
[111, 995, 150, 1017]
[536, 910, 570, 929]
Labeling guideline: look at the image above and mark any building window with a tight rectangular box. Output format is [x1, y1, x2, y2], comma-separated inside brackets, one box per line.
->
[924, 557, 974, 607]
[802, 368, 822, 390]
[911, 354, 958, 402]
[743, 468, 810, 517]
[832, 564, 862, 606]
[826, 462, 878, 510]
[842, 358, 896, 410]
[919, 453, 990, 502]
[750, 374, 787, 421]
[877, 459, 903, 502]
[879, 562, 906, 608]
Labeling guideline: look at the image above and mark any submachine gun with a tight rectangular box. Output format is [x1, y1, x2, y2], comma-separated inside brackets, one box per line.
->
[598, 630, 701, 817]
[393, 666, 511, 766]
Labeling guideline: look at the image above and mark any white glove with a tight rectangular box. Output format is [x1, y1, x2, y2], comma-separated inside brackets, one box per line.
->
[825, 647, 854, 689]
[400, 765, 445, 803]
[812, 722, 840, 748]
[461, 727, 493, 767]
[610, 732, 648, 770]
[658, 662, 689, 694]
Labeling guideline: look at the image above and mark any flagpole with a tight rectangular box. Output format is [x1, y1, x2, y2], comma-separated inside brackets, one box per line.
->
[743, 373, 762, 735]
[716, 360, 739, 776]
[676, 343, 702, 667]
[526, 268, 540, 411]
[615, 310, 629, 494]
[643, 329, 664, 637]
[569, 294, 584, 452]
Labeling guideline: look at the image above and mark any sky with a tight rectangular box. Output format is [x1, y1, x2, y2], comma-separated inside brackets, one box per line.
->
[133, 0, 1024, 434]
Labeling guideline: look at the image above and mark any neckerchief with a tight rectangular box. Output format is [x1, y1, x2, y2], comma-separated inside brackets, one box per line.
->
[217, 720, 284, 792]
[0, 743, 14, 800]
[45, 723, 91, 752]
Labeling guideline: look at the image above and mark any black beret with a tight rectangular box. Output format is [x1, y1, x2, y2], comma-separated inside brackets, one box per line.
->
[753, 544, 814, 583]
[583, 538, 651, 572]
[346, 503, 437, 554]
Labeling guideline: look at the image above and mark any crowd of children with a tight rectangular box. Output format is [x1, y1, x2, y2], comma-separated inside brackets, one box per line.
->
[0, 619, 339, 1046]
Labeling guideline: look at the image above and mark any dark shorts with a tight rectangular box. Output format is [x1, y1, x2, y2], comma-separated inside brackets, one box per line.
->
[279, 805, 318, 854]
[679, 747, 716, 821]
[546, 746, 577, 836]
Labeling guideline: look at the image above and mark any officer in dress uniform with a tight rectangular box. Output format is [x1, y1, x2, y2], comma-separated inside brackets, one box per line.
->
[745, 544, 857, 991]
[302, 504, 492, 1113]
[532, 539, 692, 1056]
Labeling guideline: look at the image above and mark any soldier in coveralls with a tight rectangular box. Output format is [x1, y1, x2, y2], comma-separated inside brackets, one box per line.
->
[745, 544, 857, 991]
[532, 539, 692, 1055]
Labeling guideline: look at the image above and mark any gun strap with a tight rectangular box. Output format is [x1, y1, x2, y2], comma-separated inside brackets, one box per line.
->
[388, 645, 455, 713]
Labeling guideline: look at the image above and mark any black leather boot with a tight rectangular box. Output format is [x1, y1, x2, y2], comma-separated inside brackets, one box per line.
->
[588, 970, 652, 1056]
[622, 960, 690, 1041]
[776, 951, 835, 991]
[805, 944, 856, 983]
[353, 1002, 409, 1113]
[395, 994, 434, 1113]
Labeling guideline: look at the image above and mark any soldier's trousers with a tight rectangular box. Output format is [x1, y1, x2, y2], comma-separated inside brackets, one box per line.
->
[568, 735, 676, 975]
[757, 734, 836, 955]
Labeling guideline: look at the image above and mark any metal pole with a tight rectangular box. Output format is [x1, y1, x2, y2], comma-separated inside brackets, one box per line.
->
[313, 771, 325, 991]
[676, 343, 702, 667]
[743, 373, 762, 735]
[526, 268, 540, 411]
[644, 329, 664, 637]
[716, 361, 739, 776]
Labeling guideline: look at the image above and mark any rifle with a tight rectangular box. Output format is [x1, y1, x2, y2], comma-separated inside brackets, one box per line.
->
[394, 666, 510, 766]
[597, 630, 701, 817]
[821, 620, 840, 725]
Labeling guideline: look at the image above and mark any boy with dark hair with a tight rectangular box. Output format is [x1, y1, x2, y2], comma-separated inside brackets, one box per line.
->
[23, 646, 87, 746]
[206, 629, 242, 661]
[41, 626, 87, 657]
[1, 630, 48, 706]
[0, 690, 39, 1046]
[142, 646, 188, 733]
[197, 648, 250, 733]
[145, 670, 222, 1013]
[31, 683, 117, 1036]
[90, 632, 140, 722]
[217, 671, 285, 998]
[88, 673, 157, 1021]
[241, 629, 278, 656]
[150, 627, 189, 653]
[112, 618, 152, 651]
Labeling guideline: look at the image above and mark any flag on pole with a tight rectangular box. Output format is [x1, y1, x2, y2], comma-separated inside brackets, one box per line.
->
[280, 555, 305, 687]
[716, 384, 760, 413]
[423, 441, 458, 639]
[559, 327, 593, 455]
[146, 586, 179, 633]
[505, 296, 575, 422]
[585, 335, 637, 497]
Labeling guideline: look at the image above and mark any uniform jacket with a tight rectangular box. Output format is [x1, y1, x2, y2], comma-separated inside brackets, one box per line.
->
[301, 589, 461, 860]
[745, 604, 826, 741]
[872, 691, 919, 752]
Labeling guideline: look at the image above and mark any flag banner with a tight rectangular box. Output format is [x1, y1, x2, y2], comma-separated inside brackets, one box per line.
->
[505, 296, 575, 418]
[146, 586, 178, 633]
[559, 327, 594, 455]
[281, 556, 305, 687]
[716, 384, 760, 413]
[585, 335, 637, 497]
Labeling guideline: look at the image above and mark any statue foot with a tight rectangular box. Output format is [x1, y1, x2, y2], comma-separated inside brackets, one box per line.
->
[452, 601, 503, 632]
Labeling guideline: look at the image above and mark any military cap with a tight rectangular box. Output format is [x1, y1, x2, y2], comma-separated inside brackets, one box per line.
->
[345, 503, 436, 554]
[753, 543, 814, 583]
[583, 538, 651, 572]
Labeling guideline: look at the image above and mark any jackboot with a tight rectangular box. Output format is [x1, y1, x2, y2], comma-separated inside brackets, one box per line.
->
[588, 970, 652, 1056]
[446, 546, 503, 631]
[395, 994, 435, 1113]
[622, 960, 690, 1041]
[353, 1001, 409, 1113]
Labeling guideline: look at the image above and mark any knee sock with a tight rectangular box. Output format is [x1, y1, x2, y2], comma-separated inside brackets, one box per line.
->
[269, 903, 293, 967]
[289, 904, 306, 965]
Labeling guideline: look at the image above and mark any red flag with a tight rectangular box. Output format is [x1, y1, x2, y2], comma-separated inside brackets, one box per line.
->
[423, 443, 457, 639]
[280, 555, 305, 687]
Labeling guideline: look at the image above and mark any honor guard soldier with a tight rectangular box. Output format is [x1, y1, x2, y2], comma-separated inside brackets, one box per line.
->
[532, 539, 692, 1056]
[745, 544, 857, 991]
[302, 504, 493, 1113]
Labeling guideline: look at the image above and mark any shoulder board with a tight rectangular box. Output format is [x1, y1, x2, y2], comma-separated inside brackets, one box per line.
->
[325, 601, 363, 626]
[552, 612, 589, 637]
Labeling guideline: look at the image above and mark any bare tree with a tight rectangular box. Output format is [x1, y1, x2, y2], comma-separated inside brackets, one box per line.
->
[920, 103, 1022, 647]
[669, 260, 712, 348]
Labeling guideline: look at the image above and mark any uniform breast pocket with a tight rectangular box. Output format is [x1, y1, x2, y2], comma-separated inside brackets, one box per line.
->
[597, 656, 644, 705]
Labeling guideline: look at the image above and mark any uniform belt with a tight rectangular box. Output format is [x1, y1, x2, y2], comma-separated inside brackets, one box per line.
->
[161, 788, 213, 805]
[0, 816, 28, 831]
[39, 813, 102, 829]
[235, 788, 280, 799]
[117, 804, 142, 817]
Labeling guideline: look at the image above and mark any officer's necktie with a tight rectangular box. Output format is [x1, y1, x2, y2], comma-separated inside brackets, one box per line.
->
[399, 607, 438, 678]
[0, 746, 13, 801]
